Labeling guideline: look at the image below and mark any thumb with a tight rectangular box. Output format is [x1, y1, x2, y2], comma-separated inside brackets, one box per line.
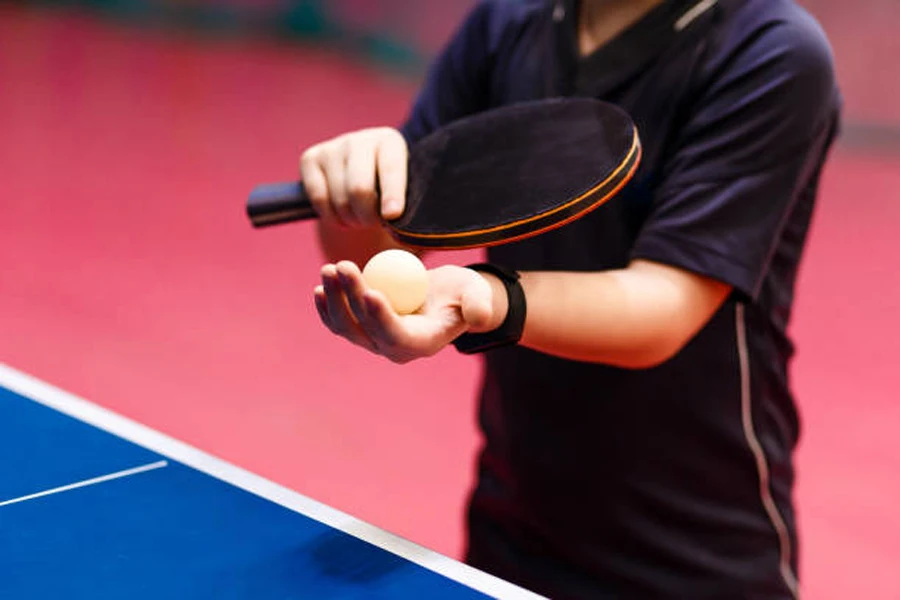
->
[375, 130, 408, 220]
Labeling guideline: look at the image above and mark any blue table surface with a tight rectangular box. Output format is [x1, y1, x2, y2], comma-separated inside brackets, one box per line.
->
[0, 384, 498, 599]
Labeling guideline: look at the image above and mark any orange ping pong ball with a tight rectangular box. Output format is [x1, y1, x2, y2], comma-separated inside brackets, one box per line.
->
[362, 249, 429, 315]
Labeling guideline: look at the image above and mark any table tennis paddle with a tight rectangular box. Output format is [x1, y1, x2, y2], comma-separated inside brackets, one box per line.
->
[246, 97, 641, 249]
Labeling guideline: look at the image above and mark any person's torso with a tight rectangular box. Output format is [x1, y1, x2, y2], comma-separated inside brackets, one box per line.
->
[460, 0, 837, 596]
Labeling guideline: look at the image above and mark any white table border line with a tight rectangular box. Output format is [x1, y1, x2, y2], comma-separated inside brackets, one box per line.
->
[0, 460, 168, 508]
[0, 363, 544, 600]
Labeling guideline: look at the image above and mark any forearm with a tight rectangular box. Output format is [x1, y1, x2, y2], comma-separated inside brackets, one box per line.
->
[316, 221, 418, 266]
[478, 260, 731, 368]
[519, 268, 687, 368]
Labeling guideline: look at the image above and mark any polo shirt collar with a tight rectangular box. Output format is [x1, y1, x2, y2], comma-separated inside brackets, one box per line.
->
[552, 0, 718, 97]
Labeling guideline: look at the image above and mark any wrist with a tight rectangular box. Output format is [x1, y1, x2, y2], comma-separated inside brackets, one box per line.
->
[468, 271, 509, 333]
[452, 263, 526, 354]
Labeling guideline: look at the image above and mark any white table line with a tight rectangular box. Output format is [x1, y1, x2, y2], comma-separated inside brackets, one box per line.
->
[0, 460, 168, 508]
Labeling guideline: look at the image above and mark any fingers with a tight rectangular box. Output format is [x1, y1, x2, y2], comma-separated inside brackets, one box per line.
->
[316, 261, 403, 354]
[318, 264, 375, 350]
[334, 262, 405, 349]
[333, 261, 369, 332]
[323, 141, 355, 226]
[313, 284, 331, 326]
[299, 148, 337, 223]
[299, 127, 407, 228]
[376, 131, 408, 219]
[315, 260, 413, 360]
[344, 139, 379, 227]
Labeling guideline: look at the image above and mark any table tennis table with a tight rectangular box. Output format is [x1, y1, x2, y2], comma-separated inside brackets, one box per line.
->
[0, 363, 543, 599]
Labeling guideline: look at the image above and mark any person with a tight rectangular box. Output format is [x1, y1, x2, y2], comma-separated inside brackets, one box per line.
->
[302, 0, 841, 597]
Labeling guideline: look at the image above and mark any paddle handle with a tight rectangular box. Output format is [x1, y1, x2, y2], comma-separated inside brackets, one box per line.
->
[246, 181, 317, 227]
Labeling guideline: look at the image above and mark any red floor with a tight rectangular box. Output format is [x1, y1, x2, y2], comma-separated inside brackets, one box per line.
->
[1, 6, 897, 598]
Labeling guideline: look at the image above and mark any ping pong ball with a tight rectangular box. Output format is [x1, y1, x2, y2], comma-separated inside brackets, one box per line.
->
[362, 249, 429, 315]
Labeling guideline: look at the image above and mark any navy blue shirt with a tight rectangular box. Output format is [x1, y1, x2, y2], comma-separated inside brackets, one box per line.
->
[401, 1, 841, 597]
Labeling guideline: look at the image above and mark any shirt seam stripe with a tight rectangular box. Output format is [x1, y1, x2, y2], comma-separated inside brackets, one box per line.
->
[736, 302, 800, 598]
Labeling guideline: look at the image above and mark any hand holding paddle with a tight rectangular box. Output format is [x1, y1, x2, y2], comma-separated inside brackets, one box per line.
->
[247, 98, 641, 250]
[294, 126, 408, 229]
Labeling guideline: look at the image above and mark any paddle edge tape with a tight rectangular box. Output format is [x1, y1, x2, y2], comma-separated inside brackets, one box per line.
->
[394, 128, 642, 250]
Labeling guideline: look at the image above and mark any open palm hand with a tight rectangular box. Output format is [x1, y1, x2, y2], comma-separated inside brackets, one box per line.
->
[314, 260, 495, 363]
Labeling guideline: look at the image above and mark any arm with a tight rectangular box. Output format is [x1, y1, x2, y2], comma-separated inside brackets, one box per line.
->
[314, 257, 729, 367]
[478, 260, 732, 368]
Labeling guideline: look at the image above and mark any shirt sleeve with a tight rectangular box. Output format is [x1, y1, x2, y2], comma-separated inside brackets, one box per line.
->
[630, 18, 841, 300]
[399, 1, 504, 144]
